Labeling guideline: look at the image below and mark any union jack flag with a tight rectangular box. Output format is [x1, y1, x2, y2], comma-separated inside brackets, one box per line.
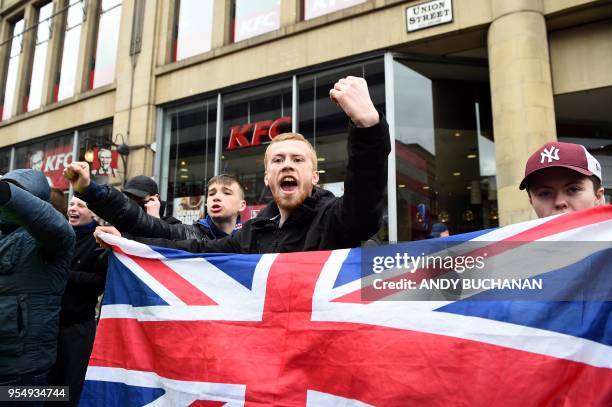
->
[81, 205, 612, 406]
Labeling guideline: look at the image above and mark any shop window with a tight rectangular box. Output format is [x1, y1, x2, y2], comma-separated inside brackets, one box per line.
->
[56, 0, 86, 101]
[298, 59, 387, 239]
[14, 133, 75, 191]
[89, 0, 122, 89]
[555, 86, 612, 203]
[0, 149, 11, 174]
[26, 2, 53, 112]
[302, 0, 367, 20]
[221, 81, 292, 221]
[173, 0, 214, 61]
[392, 57, 496, 241]
[2, 18, 25, 121]
[233, 0, 280, 43]
[79, 123, 115, 183]
[165, 100, 217, 223]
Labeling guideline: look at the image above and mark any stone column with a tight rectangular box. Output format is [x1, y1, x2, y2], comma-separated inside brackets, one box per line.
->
[488, 0, 557, 225]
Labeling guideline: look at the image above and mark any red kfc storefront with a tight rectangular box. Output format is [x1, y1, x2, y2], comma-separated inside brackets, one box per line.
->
[10, 122, 117, 192]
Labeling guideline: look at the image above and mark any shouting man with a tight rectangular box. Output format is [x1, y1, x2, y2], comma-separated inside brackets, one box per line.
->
[66, 76, 390, 253]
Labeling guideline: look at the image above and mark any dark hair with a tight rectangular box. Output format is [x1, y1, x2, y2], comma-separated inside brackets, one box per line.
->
[207, 174, 245, 199]
[50, 187, 68, 218]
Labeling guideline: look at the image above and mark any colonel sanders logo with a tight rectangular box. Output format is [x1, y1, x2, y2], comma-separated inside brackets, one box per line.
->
[91, 147, 118, 177]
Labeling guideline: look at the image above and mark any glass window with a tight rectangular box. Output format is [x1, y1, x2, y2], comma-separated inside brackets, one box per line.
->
[0, 149, 11, 175]
[220, 81, 292, 221]
[555, 86, 612, 203]
[392, 57, 496, 241]
[14, 133, 75, 191]
[165, 100, 217, 223]
[298, 59, 386, 239]
[78, 123, 115, 183]
[303, 0, 367, 20]
[233, 0, 280, 43]
[89, 0, 122, 89]
[27, 3, 54, 112]
[173, 0, 213, 61]
[2, 18, 25, 121]
[56, 0, 85, 101]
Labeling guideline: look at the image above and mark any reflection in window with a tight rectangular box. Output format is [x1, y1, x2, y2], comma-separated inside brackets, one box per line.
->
[298, 60, 387, 239]
[555, 86, 612, 202]
[2, 19, 25, 120]
[27, 3, 54, 112]
[14, 134, 75, 191]
[0, 149, 11, 174]
[90, 0, 122, 89]
[166, 100, 217, 223]
[303, 0, 367, 20]
[221, 82, 292, 220]
[173, 0, 213, 61]
[233, 0, 280, 43]
[393, 58, 496, 241]
[56, 0, 85, 101]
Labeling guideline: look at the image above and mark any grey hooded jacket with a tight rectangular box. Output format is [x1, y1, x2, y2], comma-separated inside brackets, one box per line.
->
[0, 169, 75, 377]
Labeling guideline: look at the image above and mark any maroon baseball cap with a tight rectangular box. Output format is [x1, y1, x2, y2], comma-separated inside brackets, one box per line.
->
[519, 141, 602, 190]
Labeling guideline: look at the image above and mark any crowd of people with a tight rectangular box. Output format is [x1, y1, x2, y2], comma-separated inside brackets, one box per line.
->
[0, 77, 606, 405]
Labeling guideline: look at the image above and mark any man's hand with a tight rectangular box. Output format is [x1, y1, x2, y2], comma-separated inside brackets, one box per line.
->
[144, 196, 161, 219]
[329, 76, 379, 128]
[94, 225, 121, 248]
[63, 162, 91, 193]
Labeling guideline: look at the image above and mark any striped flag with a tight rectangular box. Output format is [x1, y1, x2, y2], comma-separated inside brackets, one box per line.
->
[81, 205, 612, 406]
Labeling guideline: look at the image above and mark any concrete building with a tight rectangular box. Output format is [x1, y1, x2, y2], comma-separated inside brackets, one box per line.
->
[0, 0, 610, 241]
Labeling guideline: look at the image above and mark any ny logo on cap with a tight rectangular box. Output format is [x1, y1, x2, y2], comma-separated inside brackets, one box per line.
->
[540, 146, 560, 163]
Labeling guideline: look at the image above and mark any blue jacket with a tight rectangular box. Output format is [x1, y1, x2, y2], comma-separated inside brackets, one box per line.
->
[0, 169, 75, 376]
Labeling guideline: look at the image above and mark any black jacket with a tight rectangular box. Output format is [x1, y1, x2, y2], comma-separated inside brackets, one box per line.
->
[59, 221, 108, 325]
[0, 170, 75, 376]
[140, 117, 391, 254]
[77, 186, 217, 241]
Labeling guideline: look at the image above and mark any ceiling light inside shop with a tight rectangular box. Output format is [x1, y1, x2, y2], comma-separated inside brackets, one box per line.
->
[180, 175, 188, 179]
[423, 186, 430, 190]
[453, 172, 461, 176]
[180, 161, 186, 166]
[318, 170, 326, 174]
[467, 153, 477, 159]
[318, 157, 326, 162]
[398, 184, 406, 188]
[180, 168, 188, 172]
[454, 132, 461, 137]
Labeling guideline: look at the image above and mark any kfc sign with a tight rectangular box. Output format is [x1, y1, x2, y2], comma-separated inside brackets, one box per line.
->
[226, 116, 291, 150]
[234, 2, 280, 42]
[27, 145, 74, 190]
[91, 147, 119, 177]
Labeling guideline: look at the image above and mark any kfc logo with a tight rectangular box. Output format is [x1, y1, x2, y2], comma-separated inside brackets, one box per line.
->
[27, 147, 74, 189]
[226, 116, 291, 150]
[91, 147, 119, 177]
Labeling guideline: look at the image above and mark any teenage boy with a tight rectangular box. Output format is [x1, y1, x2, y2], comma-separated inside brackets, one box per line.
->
[520, 141, 605, 218]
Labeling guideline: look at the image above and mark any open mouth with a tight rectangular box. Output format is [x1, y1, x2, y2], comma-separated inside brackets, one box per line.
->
[68, 214, 80, 222]
[210, 204, 222, 213]
[280, 176, 298, 193]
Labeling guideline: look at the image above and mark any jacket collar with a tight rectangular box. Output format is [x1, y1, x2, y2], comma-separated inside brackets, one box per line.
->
[252, 186, 334, 229]
[197, 215, 241, 238]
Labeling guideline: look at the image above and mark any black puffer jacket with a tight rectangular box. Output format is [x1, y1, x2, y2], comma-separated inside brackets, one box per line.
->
[59, 220, 108, 326]
[139, 117, 391, 254]
[0, 170, 75, 376]
[77, 186, 214, 241]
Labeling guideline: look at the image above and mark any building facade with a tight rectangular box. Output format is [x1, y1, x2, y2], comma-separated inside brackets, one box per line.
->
[0, 0, 610, 241]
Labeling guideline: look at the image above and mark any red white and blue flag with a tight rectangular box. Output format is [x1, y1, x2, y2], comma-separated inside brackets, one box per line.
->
[81, 205, 612, 406]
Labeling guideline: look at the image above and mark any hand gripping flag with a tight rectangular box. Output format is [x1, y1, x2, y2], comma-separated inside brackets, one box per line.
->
[82, 205, 612, 406]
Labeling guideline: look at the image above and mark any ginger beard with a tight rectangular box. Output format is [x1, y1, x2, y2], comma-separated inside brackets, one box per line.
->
[264, 140, 319, 213]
